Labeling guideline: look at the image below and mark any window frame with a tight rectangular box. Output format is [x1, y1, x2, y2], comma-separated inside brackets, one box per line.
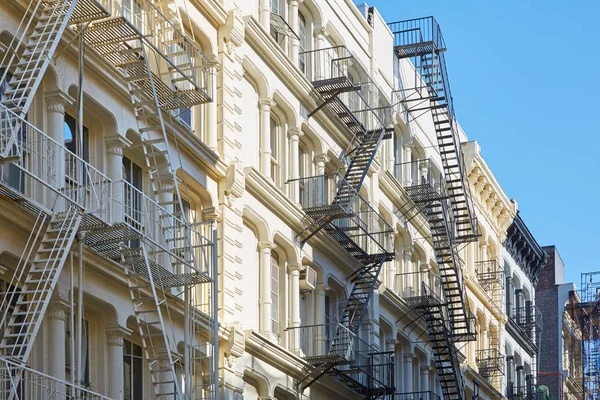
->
[269, 116, 281, 187]
[270, 251, 280, 338]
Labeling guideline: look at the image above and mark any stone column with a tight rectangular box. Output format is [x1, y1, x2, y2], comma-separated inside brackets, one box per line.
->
[288, 264, 304, 353]
[288, 0, 301, 65]
[207, 55, 219, 152]
[105, 134, 132, 224]
[420, 366, 431, 392]
[106, 325, 132, 400]
[47, 300, 68, 382]
[288, 127, 302, 203]
[258, 98, 275, 178]
[314, 284, 329, 354]
[315, 153, 329, 175]
[403, 140, 413, 186]
[45, 92, 71, 210]
[259, 0, 271, 31]
[314, 153, 330, 205]
[258, 241, 276, 338]
[386, 137, 395, 173]
[314, 27, 329, 80]
[404, 353, 415, 394]
[403, 247, 414, 297]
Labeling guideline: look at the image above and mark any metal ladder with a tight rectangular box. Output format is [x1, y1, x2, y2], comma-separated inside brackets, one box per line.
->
[0, 0, 107, 163]
[124, 243, 182, 399]
[0, 205, 82, 362]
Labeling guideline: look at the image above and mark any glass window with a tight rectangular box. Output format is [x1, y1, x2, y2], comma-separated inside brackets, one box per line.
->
[123, 157, 143, 244]
[123, 340, 143, 400]
[65, 318, 90, 386]
[298, 13, 307, 73]
[269, 117, 280, 186]
[270, 0, 279, 14]
[298, 143, 307, 206]
[271, 252, 280, 336]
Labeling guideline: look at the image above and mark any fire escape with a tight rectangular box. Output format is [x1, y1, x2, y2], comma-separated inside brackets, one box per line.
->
[287, 46, 395, 398]
[389, 17, 479, 400]
[0, 1, 218, 399]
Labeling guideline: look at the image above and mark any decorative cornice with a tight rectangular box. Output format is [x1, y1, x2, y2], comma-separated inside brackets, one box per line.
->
[504, 213, 548, 285]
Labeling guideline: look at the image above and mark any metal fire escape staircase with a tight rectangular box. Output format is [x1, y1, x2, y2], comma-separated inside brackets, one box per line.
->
[292, 46, 395, 398]
[80, 2, 215, 399]
[0, 0, 108, 163]
[0, 0, 108, 369]
[388, 17, 480, 400]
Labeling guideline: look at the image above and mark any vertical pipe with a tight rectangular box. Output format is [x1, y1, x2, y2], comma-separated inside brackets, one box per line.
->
[69, 253, 75, 387]
[212, 226, 219, 400]
[76, 239, 83, 385]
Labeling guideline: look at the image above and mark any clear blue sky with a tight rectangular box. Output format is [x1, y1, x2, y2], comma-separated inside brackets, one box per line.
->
[366, 0, 600, 287]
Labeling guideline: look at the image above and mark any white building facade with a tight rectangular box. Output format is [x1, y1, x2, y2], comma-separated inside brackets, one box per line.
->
[0, 1, 544, 399]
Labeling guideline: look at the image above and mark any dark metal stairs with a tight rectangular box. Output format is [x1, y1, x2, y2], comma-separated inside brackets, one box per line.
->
[406, 284, 465, 400]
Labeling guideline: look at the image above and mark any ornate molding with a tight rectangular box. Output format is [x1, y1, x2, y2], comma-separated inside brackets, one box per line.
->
[47, 307, 67, 321]
[224, 161, 245, 206]
[258, 97, 276, 110]
[105, 134, 133, 156]
[45, 90, 73, 114]
[258, 241, 276, 253]
[108, 335, 124, 347]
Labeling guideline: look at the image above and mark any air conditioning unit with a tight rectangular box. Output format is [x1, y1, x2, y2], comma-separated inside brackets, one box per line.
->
[300, 266, 317, 291]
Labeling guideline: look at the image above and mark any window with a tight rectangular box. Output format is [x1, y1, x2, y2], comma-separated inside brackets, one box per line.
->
[269, 117, 280, 187]
[1, 69, 25, 193]
[298, 143, 307, 206]
[65, 318, 90, 386]
[123, 157, 143, 244]
[64, 114, 89, 190]
[123, 340, 143, 400]
[270, 0, 279, 14]
[298, 13, 307, 73]
[271, 252, 280, 336]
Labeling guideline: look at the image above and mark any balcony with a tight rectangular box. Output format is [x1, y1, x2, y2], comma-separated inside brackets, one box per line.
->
[288, 323, 395, 397]
[476, 349, 505, 378]
[512, 305, 543, 347]
[293, 173, 394, 260]
[0, 104, 214, 288]
[394, 158, 444, 203]
[475, 260, 504, 315]
[392, 392, 440, 400]
[0, 356, 111, 399]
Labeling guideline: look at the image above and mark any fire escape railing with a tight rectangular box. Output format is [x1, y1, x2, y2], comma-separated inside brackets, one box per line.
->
[288, 322, 395, 398]
[389, 16, 480, 400]
[476, 348, 505, 379]
[475, 260, 505, 316]
[389, 16, 477, 243]
[512, 305, 543, 348]
[292, 44, 394, 398]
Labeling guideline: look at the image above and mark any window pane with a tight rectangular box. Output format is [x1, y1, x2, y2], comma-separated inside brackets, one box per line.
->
[270, 118, 278, 160]
[270, 0, 279, 14]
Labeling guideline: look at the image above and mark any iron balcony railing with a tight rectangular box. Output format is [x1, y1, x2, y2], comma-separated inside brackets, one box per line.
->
[0, 104, 111, 222]
[512, 305, 543, 346]
[392, 391, 441, 400]
[476, 348, 505, 378]
[291, 173, 394, 256]
[475, 260, 504, 313]
[299, 46, 394, 131]
[287, 322, 394, 393]
[0, 356, 111, 400]
[394, 158, 444, 196]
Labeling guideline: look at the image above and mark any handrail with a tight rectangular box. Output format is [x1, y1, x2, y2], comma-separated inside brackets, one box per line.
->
[0, 103, 111, 221]
[0, 356, 112, 399]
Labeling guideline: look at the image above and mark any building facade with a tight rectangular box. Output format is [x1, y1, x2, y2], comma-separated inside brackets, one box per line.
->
[501, 214, 547, 400]
[0, 0, 552, 399]
[537, 246, 584, 400]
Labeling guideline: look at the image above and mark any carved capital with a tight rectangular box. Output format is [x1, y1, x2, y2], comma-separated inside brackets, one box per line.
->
[45, 90, 73, 114]
[258, 241, 276, 253]
[47, 307, 67, 321]
[202, 207, 222, 222]
[315, 284, 330, 296]
[105, 134, 132, 156]
[108, 335, 124, 346]
[314, 153, 330, 166]
[287, 127, 303, 139]
[258, 97, 276, 110]
[314, 27, 329, 38]
[105, 324, 132, 347]
[287, 263, 304, 275]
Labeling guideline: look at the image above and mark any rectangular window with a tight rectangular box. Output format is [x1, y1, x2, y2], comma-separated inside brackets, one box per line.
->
[270, 0, 279, 14]
[269, 118, 280, 187]
[270, 253, 280, 336]
[65, 318, 90, 386]
[298, 144, 307, 206]
[124, 340, 143, 400]
[123, 157, 143, 247]
[298, 13, 307, 74]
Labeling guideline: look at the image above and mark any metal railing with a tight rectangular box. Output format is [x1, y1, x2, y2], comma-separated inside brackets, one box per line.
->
[394, 158, 443, 194]
[388, 17, 446, 53]
[512, 305, 543, 346]
[299, 46, 393, 131]
[287, 322, 394, 392]
[0, 104, 111, 222]
[392, 391, 441, 400]
[476, 348, 505, 378]
[0, 356, 111, 400]
[290, 173, 394, 256]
